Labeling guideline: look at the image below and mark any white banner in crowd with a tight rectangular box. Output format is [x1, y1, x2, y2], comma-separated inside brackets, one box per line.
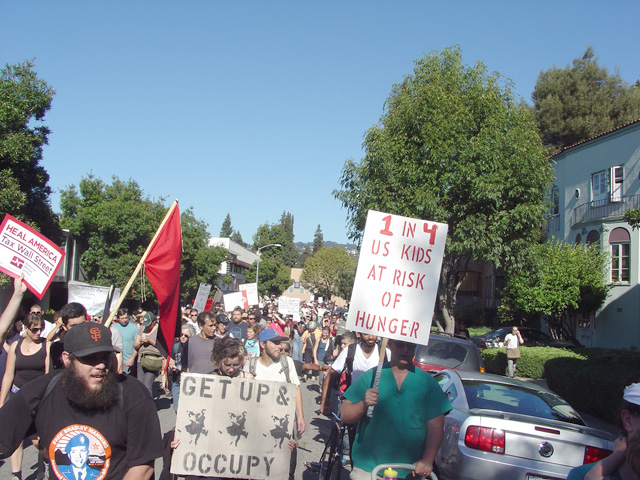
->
[68, 281, 122, 316]
[278, 296, 300, 316]
[239, 283, 259, 306]
[346, 210, 448, 346]
[224, 291, 248, 312]
[0, 215, 66, 300]
[193, 283, 212, 312]
[171, 374, 296, 479]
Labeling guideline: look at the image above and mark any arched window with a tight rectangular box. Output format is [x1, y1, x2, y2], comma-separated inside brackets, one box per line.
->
[610, 227, 630, 283]
[575, 233, 582, 244]
[586, 230, 600, 245]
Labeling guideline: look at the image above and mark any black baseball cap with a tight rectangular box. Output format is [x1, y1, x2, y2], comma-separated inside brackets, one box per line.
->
[64, 322, 119, 358]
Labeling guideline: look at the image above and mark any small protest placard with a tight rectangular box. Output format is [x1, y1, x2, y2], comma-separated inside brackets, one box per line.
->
[171, 374, 296, 479]
[346, 210, 448, 346]
[0, 215, 66, 299]
[68, 281, 121, 316]
[193, 283, 212, 312]
[239, 283, 259, 306]
[224, 291, 248, 312]
[278, 296, 300, 317]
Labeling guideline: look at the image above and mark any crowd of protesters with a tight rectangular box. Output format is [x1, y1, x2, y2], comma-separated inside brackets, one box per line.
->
[0, 275, 362, 480]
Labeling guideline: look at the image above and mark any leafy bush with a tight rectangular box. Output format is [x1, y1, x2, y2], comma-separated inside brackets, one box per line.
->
[481, 346, 583, 378]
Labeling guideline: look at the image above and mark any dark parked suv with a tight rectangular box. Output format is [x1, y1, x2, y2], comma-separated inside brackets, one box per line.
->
[413, 333, 485, 373]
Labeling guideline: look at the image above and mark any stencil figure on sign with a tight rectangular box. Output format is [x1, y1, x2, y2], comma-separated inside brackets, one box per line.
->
[269, 413, 291, 448]
[185, 409, 208, 445]
[226, 410, 249, 446]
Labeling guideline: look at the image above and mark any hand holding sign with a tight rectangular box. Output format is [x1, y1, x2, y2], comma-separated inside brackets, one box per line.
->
[0, 215, 65, 299]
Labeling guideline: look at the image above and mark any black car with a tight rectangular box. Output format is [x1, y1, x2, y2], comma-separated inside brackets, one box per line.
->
[470, 327, 579, 349]
[413, 333, 485, 373]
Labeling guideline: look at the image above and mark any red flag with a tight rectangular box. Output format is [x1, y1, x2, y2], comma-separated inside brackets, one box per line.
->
[144, 204, 181, 359]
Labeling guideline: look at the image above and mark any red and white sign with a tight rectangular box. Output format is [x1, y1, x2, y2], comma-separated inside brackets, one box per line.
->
[346, 210, 448, 346]
[0, 215, 65, 299]
[239, 282, 259, 306]
[223, 291, 249, 312]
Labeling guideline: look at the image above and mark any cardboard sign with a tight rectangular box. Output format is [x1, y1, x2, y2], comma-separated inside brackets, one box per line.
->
[277, 296, 300, 317]
[224, 291, 248, 312]
[171, 374, 295, 478]
[239, 283, 259, 306]
[346, 210, 448, 346]
[0, 215, 66, 299]
[68, 281, 121, 316]
[193, 283, 212, 312]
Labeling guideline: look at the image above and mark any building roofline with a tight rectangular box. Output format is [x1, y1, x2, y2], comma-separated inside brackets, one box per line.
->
[551, 118, 640, 157]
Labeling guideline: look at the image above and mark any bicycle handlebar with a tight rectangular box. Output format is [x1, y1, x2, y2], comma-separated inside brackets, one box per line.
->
[370, 463, 437, 480]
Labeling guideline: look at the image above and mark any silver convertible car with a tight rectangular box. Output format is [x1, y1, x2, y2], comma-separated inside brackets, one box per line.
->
[433, 370, 614, 480]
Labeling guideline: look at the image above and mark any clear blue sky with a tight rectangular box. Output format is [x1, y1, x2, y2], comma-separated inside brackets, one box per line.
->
[2, 1, 639, 245]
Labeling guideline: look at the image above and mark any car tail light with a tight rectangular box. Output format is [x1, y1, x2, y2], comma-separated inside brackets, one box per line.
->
[464, 426, 505, 454]
[584, 446, 612, 464]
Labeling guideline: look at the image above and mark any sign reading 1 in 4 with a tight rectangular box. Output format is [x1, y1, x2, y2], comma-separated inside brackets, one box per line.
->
[346, 210, 448, 347]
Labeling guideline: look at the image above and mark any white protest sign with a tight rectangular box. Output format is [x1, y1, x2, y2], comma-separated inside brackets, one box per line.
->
[171, 374, 295, 479]
[68, 281, 122, 316]
[278, 296, 300, 316]
[239, 283, 259, 306]
[346, 210, 448, 346]
[224, 291, 248, 312]
[193, 283, 212, 312]
[0, 215, 66, 300]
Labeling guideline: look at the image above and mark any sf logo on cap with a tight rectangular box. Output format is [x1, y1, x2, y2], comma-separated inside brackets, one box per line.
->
[90, 327, 102, 342]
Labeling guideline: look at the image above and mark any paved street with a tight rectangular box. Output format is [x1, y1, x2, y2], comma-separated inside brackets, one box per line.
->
[0, 374, 335, 480]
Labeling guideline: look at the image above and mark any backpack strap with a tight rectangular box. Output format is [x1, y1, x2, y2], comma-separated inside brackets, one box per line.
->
[33, 372, 63, 417]
[344, 342, 357, 374]
[248, 356, 258, 377]
[279, 355, 290, 383]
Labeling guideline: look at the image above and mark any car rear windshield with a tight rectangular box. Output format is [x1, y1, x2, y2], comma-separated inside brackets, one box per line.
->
[414, 338, 473, 368]
[462, 380, 584, 426]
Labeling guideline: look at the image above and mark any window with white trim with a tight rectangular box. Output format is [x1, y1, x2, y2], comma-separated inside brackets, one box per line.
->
[610, 166, 623, 202]
[591, 171, 607, 205]
[610, 227, 630, 283]
[551, 185, 559, 216]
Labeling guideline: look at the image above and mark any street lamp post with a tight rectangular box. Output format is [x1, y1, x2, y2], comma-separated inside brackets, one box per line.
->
[256, 243, 281, 299]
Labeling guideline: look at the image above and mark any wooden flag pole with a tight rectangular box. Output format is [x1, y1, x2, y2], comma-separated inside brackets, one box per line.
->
[104, 199, 179, 328]
[366, 337, 388, 418]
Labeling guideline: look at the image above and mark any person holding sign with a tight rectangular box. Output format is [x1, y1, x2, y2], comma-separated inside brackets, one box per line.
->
[340, 339, 452, 480]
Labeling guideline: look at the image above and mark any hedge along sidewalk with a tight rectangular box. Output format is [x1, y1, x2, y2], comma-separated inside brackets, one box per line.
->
[481, 346, 640, 427]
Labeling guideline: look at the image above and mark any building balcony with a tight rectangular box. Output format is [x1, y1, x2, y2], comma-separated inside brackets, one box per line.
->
[572, 194, 640, 227]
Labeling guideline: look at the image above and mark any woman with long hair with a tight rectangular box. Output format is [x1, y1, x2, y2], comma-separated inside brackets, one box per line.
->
[0, 313, 50, 480]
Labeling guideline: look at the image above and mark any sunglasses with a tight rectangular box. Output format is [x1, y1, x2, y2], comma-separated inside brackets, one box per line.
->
[281, 348, 291, 353]
[180, 333, 191, 338]
[30, 327, 43, 333]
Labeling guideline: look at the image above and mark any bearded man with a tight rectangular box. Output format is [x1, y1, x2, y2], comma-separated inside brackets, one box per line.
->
[0, 322, 164, 480]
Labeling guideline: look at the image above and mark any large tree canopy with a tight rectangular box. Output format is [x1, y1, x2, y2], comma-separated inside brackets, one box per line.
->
[533, 46, 640, 152]
[0, 60, 59, 238]
[60, 174, 227, 303]
[302, 246, 355, 300]
[334, 46, 552, 332]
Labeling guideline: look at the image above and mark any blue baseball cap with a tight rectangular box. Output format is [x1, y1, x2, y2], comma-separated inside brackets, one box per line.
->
[259, 329, 288, 343]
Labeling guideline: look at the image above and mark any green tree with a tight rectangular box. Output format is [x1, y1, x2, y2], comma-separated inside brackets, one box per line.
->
[533, 46, 640, 152]
[302, 246, 355, 300]
[624, 208, 640, 230]
[334, 46, 552, 333]
[60, 174, 226, 303]
[252, 211, 298, 267]
[244, 259, 291, 298]
[220, 213, 233, 237]
[500, 241, 609, 343]
[181, 209, 229, 303]
[312, 225, 324, 254]
[0, 60, 59, 238]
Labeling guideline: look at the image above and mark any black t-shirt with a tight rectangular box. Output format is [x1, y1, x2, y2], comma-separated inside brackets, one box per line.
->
[0, 372, 164, 479]
[226, 321, 248, 341]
